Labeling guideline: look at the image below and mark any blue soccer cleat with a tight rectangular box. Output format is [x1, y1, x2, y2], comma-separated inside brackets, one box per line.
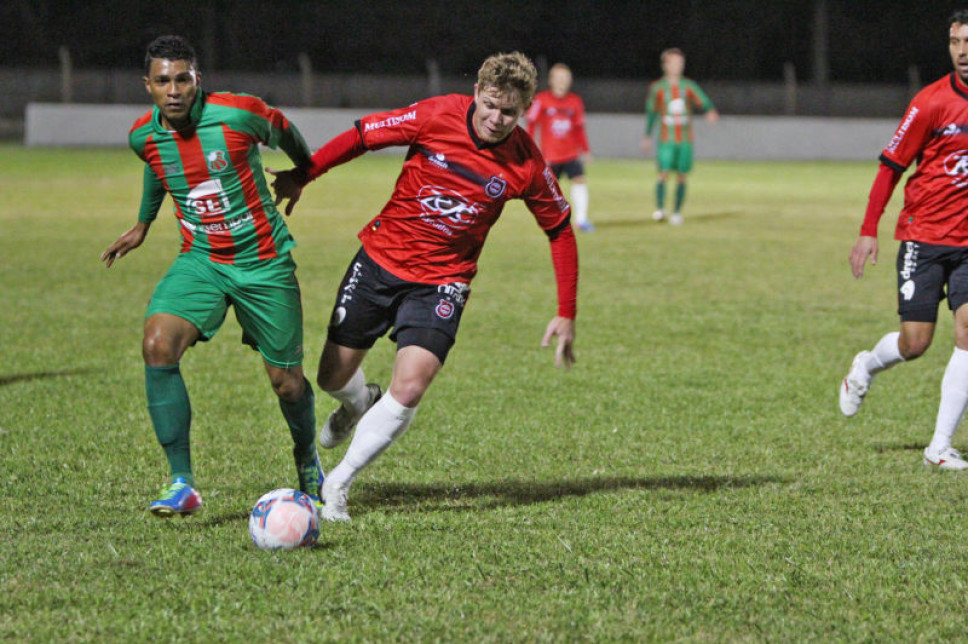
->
[149, 477, 202, 517]
[296, 448, 325, 508]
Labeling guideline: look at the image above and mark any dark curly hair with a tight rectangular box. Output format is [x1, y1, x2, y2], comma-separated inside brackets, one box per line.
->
[950, 10, 968, 27]
[144, 35, 197, 76]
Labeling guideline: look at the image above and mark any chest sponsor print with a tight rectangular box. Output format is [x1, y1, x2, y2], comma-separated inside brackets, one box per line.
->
[943, 149, 968, 188]
[417, 185, 482, 235]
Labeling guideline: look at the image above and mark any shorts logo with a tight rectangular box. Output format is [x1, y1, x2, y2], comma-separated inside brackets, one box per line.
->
[435, 299, 455, 320]
[485, 176, 507, 199]
[332, 306, 347, 326]
[943, 150, 968, 187]
[900, 241, 919, 279]
[206, 149, 228, 173]
[900, 280, 915, 301]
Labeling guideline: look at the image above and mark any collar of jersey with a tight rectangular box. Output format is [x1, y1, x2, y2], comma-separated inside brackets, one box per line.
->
[152, 90, 207, 135]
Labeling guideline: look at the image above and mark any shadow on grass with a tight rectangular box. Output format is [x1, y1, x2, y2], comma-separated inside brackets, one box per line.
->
[872, 442, 926, 453]
[0, 368, 93, 387]
[594, 211, 744, 229]
[355, 473, 788, 514]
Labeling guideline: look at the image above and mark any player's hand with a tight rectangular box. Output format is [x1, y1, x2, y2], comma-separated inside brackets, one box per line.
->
[541, 316, 576, 369]
[706, 109, 720, 124]
[266, 167, 302, 216]
[582, 152, 594, 165]
[640, 137, 652, 155]
[101, 222, 148, 268]
[849, 235, 879, 279]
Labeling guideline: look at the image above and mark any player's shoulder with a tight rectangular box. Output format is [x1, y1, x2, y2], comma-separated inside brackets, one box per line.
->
[206, 91, 271, 113]
[129, 108, 153, 134]
[128, 108, 155, 151]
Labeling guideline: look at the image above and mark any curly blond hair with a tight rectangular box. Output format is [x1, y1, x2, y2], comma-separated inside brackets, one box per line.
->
[477, 52, 538, 107]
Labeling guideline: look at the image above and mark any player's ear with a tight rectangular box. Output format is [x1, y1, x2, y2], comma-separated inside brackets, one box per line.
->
[143, 76, 150, 93]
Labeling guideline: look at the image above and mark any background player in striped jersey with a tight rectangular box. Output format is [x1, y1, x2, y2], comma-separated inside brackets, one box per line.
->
[270, 52, 578, 522]
[526, 63, 593, 231]
[840, 10, 968, 470]
[100, 36, 323, 515]
[642, 48, 718, 226]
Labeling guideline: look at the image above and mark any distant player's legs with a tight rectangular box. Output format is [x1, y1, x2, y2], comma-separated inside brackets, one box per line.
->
[322, 344, 438, 521]
[653, 170, 669, 221]
[571, 175, 591, 231]
[143, 313, 204, 516]
[669, 144, 694, 225]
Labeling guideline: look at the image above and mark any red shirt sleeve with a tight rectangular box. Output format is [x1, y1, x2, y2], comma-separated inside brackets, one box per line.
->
[859, 162, 903, 237]
[880, 95, 935, 170]
[549, 224, 578, 319]
[575, 98, 589, 154]
[525, 161, 577, 318]
[301, 127, 367, 184]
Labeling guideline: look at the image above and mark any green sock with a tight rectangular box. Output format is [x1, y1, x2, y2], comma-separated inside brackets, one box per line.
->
[674, 182, 687, 212]
[280, 378, 317, 464]
[145, 364, 193, 486]
[656, 181, 666, 210]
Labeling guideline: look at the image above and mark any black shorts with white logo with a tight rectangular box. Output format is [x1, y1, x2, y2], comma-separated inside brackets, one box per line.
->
[895, 240, 968, 323]
[550, 158, 585, 180]
[326, 247, 470, 364]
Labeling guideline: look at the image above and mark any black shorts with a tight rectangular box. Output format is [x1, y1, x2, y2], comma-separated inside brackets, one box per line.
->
[895, 241, 968, 323]
[550, 158, 585, 180]
[326, 248, 470, 364]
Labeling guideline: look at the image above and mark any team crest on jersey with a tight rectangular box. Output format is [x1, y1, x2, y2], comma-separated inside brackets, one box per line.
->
[207, 149, 228, 172]
[417, 185, 481, 234]
[435, 299, 455, 320]
[943, 150, 968, 188]
[485, 176, 507, 199]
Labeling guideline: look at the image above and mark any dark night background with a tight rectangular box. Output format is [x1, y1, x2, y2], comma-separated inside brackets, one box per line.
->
[2, 1, 967, 82]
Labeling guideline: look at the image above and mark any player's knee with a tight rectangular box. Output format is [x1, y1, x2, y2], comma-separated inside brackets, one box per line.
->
[142, 329, 180, 365]
[271, 371, 304, 402]
[388, 379, 428, 408]
[898, 335, 930, 360]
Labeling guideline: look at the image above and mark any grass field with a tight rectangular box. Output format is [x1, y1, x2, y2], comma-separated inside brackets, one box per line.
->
[3, 144, 968, 642]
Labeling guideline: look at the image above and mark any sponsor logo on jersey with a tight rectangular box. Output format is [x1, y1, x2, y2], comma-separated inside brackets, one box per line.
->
[485, 176, 507, 199]
[942, 123, 965, 136]
[886, 106, 919, 153]
[429, 152, 448, 170]
[435, 299, 455, 320]
[206, 149, 229, 172]
[162, 162, 181, 176]
[417, 185, 481, 235]
[542, 167, 570, 214]
[363, 110, 417, 133]
[187, 178, 231, 217]
[944, 149, 968, 187]
[551, 118, 572, 137]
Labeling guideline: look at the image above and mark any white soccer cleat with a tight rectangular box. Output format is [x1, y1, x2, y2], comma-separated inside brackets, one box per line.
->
[923, 446, 968, 470]
[320, 479, 351, 522]
[668, 212, 684, 226]
[839, 351, 872, 417]
[652, 209, 666, 221]
[319, 383, 382, 449]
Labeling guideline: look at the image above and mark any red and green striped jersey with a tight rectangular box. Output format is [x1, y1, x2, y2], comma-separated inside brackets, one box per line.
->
[129, 91, 311, 265]
[645, 77, 715, 144]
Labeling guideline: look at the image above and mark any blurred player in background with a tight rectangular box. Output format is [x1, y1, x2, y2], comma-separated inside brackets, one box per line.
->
[270, 52, 578, 521]
[840, 10, 968, 470]
[526, 63, 593, 231]
[101, 35, 323, 515]
[642, 48, 718, 226]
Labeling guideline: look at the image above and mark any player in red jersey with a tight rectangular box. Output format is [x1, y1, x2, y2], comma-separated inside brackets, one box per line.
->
[270, 52, 578, 521]
[526, 63, 593, 231]
[840, 10, 968, 470]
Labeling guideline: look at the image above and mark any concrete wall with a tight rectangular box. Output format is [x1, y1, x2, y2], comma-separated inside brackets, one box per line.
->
[25, 103, 895, 161]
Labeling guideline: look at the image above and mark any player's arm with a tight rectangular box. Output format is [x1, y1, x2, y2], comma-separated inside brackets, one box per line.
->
[575, 99, 591, 159]
[689, 82, 718, 122]
[642, 88, 658, 153]
[101, 165, 163, 268]
[849, 161, 903, 279]
[526, 166, 578, 369]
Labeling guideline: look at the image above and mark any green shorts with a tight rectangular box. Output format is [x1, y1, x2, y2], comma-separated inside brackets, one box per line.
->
[146, 252, 304, 368]
[656, 142, 694, 174]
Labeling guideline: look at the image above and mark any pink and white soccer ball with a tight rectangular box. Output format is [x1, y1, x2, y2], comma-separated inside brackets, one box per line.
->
[248, 488, 319, 550]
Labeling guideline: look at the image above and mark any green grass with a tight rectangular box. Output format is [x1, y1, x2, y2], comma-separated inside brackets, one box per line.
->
[2, 144, 966, 641]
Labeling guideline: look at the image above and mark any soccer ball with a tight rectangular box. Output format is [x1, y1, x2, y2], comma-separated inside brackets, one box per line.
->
[248, 488, 319, 550]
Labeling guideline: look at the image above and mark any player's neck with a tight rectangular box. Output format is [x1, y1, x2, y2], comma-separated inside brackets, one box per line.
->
[665, 74, 682, 83]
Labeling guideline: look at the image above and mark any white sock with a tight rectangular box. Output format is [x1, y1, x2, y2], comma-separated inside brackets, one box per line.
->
[863, 331, 904, 376]
[929, 347, 968, 452]
[327, 392, 417, 485]
[571, 183, 589, 226]
[325, 368, 369, 416]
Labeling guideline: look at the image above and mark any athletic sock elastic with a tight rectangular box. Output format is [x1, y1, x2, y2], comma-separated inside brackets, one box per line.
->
[656, 181, 666, 210]
[863, 331, 905, 377]
[327, 392, 417, 485]
[929, 347, 968, 453]
[279, 377, 317, 464]
[674, 181, 687, 212]
[145, 364, 193, 486]
[325, 368, 369, 417]
[571, 183, 589, 226]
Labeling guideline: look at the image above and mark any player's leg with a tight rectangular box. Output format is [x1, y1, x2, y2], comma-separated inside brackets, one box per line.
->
[653, 144, 673, 221]
[317, 340, 380, 448]
[840, 241, 942, 417]
[925, 255, 968, 469]
[567, 160, 592, 232]
[669, 144, 694, 225]
[142, 254, 228, 516]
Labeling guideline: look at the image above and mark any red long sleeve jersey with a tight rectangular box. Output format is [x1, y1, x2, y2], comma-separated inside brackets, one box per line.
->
[525, 91, 589, 164]
[353, 94, 572, 285]
[881, 73, 968, 245]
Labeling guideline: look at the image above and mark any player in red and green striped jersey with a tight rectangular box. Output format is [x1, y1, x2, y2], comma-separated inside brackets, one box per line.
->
[642, 48, 718, 226]
[100, 35, 322, 517]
